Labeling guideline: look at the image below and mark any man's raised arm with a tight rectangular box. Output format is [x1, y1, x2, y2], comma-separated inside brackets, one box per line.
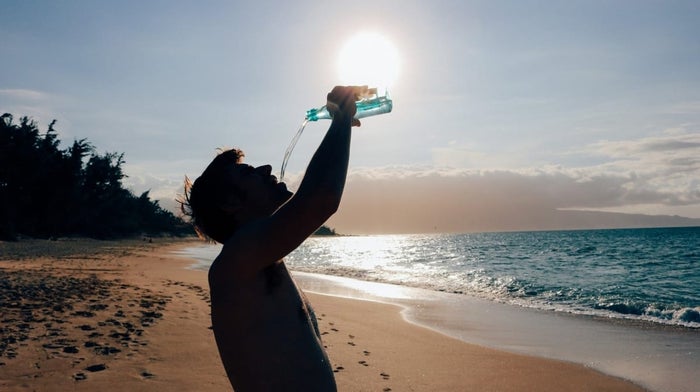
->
[291, 86, 362, 222]
[220, 86, 361, 271]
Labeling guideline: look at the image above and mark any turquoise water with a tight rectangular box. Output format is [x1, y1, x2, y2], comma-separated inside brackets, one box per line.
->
[180, 226, 700, 328]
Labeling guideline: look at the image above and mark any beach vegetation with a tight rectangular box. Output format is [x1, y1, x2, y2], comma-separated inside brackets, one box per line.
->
[313, 225, 338, 236]
[0, 113, 193, 240]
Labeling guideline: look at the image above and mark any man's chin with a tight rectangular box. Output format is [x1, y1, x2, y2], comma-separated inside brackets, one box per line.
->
[277, 183, 294, 201]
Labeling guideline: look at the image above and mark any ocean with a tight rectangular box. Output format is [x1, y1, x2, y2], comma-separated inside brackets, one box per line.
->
[180, 226, 700, 329]
[175, 226, 700, 392]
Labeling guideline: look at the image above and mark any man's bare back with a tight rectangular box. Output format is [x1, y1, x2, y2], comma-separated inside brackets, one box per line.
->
[209, 259, 335, 391]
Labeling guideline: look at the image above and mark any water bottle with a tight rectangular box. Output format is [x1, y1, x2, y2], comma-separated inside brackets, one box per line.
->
[281, 88, 393, 181]
[305, 88, 393, 121]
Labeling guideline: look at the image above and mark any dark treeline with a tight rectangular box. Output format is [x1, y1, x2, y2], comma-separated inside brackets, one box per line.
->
[0, 113, 193, 240]
[313, 225, 338, 236]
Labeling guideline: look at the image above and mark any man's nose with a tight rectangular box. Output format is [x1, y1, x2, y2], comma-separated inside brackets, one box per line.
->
[255, 165, 272, 176]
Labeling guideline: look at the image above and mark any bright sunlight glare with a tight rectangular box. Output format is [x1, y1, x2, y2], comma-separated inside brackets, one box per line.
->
[337, 32, 400, 89]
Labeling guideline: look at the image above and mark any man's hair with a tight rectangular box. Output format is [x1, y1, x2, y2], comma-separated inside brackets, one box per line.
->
[180, 148, 246, 243]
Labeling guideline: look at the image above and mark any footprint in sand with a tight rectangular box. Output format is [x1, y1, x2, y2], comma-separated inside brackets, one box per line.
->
[85, 363, 107, 372]
[62, 346, 79, 354]
[73, 372, 87, 381]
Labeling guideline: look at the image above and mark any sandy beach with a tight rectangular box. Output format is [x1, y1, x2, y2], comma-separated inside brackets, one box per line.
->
[0, 239, 646, 391]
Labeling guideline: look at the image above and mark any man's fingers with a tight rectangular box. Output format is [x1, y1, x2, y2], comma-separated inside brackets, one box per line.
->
[328, 86, 357, 105]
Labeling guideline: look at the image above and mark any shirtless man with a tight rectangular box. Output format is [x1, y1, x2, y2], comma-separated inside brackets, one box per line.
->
[183, 86, 362, 391]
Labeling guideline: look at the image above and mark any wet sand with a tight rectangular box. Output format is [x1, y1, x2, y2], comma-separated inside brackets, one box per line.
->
[0, 239, 646, 391]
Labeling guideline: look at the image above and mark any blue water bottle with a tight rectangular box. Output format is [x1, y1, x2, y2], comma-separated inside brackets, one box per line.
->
[305, 88, 393, 121]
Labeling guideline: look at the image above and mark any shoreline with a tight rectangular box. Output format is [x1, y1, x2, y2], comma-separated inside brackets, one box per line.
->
[306, 292, 645, 392]
[1, 239, 650, 391]
[293, 272, 700, 392]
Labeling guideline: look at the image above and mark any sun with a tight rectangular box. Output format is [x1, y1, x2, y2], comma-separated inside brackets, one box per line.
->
[337, 32, 400, 89]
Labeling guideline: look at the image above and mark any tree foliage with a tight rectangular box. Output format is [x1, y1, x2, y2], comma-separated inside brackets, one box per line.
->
[313, 225, 338, 236]
[0, 113, 193, 240]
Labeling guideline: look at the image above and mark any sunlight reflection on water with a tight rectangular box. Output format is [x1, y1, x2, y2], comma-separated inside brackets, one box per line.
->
[294, 272, 418, 300]
[174, 229, 700, 329]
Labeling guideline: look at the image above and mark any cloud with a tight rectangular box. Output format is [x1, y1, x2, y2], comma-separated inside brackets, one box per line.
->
[588, 131, 700, 157]
[122, 129, 700, 234]
[328, 166, 699, 233]
[122, 160, 199, 214]
[325, 130, 700, 233]
[0, 89, 68, 132]
[579, 131, 700, 202]
[0, 88, 50, 101]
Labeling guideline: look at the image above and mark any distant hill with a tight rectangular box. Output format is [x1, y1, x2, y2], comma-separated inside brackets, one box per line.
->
[452, 209, 700, 234]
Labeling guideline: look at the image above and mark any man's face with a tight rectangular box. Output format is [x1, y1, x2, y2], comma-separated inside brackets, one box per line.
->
[227, 163, 293, 219]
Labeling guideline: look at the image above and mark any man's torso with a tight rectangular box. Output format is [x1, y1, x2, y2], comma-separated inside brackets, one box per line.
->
[209, 259, 336, 391]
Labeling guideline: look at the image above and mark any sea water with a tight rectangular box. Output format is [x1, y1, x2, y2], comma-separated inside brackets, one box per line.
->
[176, 226, 700, 392]
[181, 226, 700, 329]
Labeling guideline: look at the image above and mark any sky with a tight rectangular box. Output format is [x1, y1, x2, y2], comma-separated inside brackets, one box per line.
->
[2, 0, 700, 234]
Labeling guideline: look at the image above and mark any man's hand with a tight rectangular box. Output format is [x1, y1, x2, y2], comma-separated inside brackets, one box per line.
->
[326, 85, 365, 127]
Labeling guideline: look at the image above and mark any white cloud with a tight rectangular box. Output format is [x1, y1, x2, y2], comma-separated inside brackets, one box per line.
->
[0, 89, 70, 135]
[588, 132, 700, 158]
[122, 160, 201, 214]
[122, 129, 700, 233]
[579, 131, 700, 203]
[326, 166, 700, 233]
[0, 88, 50, 101]
[322, 129, 700, 233]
